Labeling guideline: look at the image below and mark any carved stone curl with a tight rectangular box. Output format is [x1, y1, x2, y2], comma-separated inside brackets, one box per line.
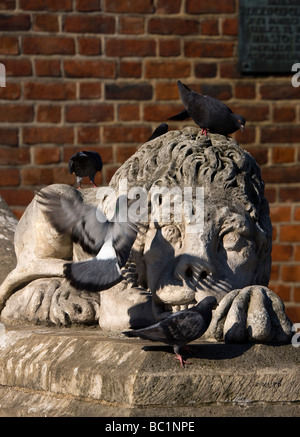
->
[0, 127, 292, 342]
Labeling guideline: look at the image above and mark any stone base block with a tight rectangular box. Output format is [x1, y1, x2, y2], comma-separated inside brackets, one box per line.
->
[0, 325, 299, 417]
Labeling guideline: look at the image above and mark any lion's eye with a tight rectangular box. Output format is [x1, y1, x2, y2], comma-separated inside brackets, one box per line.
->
[223, 232, 249, 252]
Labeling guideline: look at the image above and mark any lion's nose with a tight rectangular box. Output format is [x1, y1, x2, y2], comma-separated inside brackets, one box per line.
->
[174, 255, 210, 282]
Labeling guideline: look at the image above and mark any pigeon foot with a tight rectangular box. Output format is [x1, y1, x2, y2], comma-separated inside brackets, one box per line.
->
[174, 353, 191, 367]
[201, 128, 208, 136]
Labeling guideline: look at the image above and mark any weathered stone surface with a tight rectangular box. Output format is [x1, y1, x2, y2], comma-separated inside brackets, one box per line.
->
[0, 195, 17, 285]
[1, 278, 100, 326]
[208, 286, 292, 343]
[99, 287, 155, 331]
[0, 185, 75, 313]
[0, 325, 299, 417]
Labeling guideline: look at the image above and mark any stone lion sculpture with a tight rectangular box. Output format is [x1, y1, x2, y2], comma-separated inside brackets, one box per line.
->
[0, 127, 292, 343]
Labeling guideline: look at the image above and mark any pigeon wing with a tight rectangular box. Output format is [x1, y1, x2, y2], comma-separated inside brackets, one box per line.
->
[161, 310, 207, 344]
[68, 157, 75, 174]
[108, 195, 139, 267]
[84, 151, 103, 172]
[186, 91, 237, 134]
[38, 190, 139, 292]
[186, 94, 208, 127]
[37, 190, 110, 255]
[64, 257, 122, 292]
[124, 321, 170, 343]
[111, 221, 138, 267]
[177, 81, 209, 128]
[201, 96, 239, 134]
[39, 190, 138, 261]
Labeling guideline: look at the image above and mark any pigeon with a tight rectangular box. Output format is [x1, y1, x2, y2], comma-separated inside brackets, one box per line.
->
[37, 189, 138, 292]
[68, 151, 103, 189]
[169, 80, 246, 136]
[147, 123, 169, 141]
[123, 295, 217, 367]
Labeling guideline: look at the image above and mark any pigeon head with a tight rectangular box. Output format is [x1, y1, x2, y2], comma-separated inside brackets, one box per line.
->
[195, 296, 218, 314]
[233, 114, 246, 131]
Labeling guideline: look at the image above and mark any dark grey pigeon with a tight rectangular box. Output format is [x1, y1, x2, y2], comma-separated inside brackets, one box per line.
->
[147, 123, 169, 141]
[171, 80, 245, 136]
[68, 151, 103, 189]
[123, 296, 217, 367]
[38, 189, 138, 292]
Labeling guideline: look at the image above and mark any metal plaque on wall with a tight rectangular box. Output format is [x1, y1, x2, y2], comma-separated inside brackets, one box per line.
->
[239, 0, 300, 73]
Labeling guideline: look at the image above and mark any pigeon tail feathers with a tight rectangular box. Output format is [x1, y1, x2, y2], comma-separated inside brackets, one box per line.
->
[123, 330, 140, 338]
[168, 109, 190, 121]
[147, 123, 169, 141]
[123, 327, 163, 342]
[177, 80, 192, 108]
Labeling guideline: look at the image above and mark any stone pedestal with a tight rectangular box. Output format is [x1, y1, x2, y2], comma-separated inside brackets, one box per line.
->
[0, 324, 299, 417]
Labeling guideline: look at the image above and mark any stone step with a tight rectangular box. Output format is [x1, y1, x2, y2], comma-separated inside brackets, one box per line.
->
[0, 325, 299, 417]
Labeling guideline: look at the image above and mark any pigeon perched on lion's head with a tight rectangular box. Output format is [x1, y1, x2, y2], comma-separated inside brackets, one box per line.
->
[169, 80, 245, 137]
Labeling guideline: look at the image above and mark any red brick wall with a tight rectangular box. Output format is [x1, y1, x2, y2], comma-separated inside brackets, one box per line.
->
[0, 0, 300, 322]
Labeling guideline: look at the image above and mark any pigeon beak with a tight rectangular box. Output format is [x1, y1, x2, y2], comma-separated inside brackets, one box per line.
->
[240, 125, 245, 131]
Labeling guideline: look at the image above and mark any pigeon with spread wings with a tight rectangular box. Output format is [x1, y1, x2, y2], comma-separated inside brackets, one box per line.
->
[38, 189, 138, 292]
